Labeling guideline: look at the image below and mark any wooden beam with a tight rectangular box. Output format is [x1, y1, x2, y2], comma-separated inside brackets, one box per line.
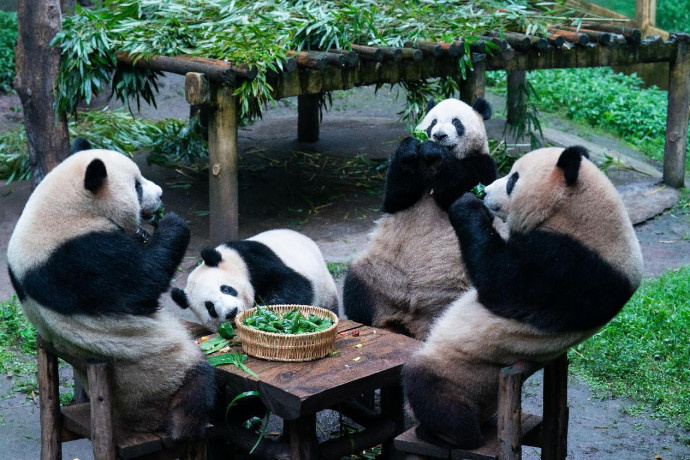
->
[664, 34, 690, 187]
[185, 72, 210, 106]
[298, 94, 321, 143]
[507, 70, 527, 127]
[208, 83, 239, 244]
[459, 53, 486, 106]
[37, 336, 62, 460]
[87, 361, 115, 460]
[117, 53, 245, 82]
[542, 355, 569, 460]
[351, 44, 384, 62]
[497, 367, 524, 460]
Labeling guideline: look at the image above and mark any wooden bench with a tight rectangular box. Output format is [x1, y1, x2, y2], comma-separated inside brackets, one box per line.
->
[394, 355, 569, 460]
[36, 335, 211, 460]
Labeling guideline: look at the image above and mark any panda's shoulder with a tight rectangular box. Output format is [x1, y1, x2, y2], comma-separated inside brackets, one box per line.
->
[224, 240, 285, 272]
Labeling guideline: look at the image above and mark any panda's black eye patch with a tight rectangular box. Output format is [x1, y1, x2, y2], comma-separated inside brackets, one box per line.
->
[426, 119, 437, 139]
[135, 180, 143, 203]
[220, 285, 238, 296]
[506, 171, 519, 195]
[205, 301, 218, 318]
[452, 117, 465, 137]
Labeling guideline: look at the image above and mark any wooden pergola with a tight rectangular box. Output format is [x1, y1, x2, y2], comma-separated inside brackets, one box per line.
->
[117, 26, 690, 245]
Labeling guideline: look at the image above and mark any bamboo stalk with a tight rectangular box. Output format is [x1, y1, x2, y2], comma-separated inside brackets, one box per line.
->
[327, 48, 360, 67]
[286, 50, 329, 70]
[116, 53, 240, 82]
[351, 44, 384, 61]
[583, 23, 642, 44]
[405, 40, 443, 58]
[486, 31, 531, 52]
[549, 28, 591, 46]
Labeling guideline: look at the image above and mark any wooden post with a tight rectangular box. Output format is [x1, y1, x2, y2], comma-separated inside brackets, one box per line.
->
[542, 355, 569, 460]
[287, 415, 318, 460]
[459, 53, 486, 106]
[506, 70, 527, 127]
[298, 94, 321, 143]
[636, 0, 656, 29]
[208, 83, 239, 244]
[87, 360, 115, 460]
[380, 384, 405, 459]
[497, 367, 523, 460]
[664, 34, 690, 188]
[14, 0, 71, 189]
[37, 336, 61, 460]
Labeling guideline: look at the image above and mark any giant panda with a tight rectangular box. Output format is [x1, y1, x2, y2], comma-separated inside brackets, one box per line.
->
[404, 146, 644, 448]
[343, 97, 497, 339]
[6, 149, 215, 440]
[171, 229, 340, 332]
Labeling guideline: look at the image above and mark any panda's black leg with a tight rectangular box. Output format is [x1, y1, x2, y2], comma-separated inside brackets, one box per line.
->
[381, 137, 425, 214]
[166, 362, 216, 441]
[404, 360, 484, 449]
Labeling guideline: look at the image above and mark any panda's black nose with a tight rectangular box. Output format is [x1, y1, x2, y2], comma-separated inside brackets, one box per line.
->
[433, 132, 448, 142]
[226, 307, 238, 320]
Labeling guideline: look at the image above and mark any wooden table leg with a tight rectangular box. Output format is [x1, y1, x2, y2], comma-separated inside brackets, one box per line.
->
[542, 355, 569, 460]
[663, 34, 690, 188]
[287, 415, 318, 460]
[380, 384, 405, 459]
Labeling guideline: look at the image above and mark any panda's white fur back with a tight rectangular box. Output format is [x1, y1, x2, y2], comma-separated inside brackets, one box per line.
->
[249, 229, 340, 312]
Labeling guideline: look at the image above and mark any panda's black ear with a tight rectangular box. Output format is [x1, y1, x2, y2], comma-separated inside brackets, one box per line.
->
[426, 98, 436, 114]
[557, 146, 588, 185]
[84, 158, 107, 192]
[171, 288, 189, 309]
[200, 247, 222, 267]
[472, 97, 492, 121]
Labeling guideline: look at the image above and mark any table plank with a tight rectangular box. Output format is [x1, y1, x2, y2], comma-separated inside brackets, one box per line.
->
[215, 323, 420, 419]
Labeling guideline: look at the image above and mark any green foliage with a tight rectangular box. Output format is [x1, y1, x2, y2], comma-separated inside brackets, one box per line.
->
[327, 262, 349, 279]
[0, 296, 38, 394]
[53, 1, 587, 122]
[0, 11, 17, 93]
[494, 67, 690, 171]
[588, 0, 690, 33]
[569, 266, 690, 429]
[0, 110, 208, 182]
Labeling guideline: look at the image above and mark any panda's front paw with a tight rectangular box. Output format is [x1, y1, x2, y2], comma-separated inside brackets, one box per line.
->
[420, 140, 446, 166]
[448, 193, 492, 231]
[156, 212, 191, 243]
[393, 137, 421, 167]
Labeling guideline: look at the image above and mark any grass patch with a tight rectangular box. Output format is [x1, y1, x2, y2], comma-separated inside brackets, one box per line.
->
[569, 266, 690, 428]
[0, 296, 38, 395]
[488, 67, 690, 171]
[0, 11, 17, 93]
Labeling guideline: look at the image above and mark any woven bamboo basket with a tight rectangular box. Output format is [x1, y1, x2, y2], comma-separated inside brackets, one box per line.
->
[235, 305, 339, 362]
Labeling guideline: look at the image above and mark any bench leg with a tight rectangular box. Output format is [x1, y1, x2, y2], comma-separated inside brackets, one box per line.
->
[380, 384, 405, 459]
[298, 93, 320, 142]
[541, 355, 569, 460]
[498, 367, 524, 460]
[37, 336, 61, 460]
[87, 360, 116, 460]
[287, 415, 318, 460]
[663, 35, 690, 188]
[459, 53, 487, 106]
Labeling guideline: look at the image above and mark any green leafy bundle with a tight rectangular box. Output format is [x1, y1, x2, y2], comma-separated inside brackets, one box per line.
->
[53, 0, 584, 123]
[243, 306, 334, 334]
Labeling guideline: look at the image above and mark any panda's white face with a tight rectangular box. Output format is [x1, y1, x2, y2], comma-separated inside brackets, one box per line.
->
[183, 247, 255, 332]
[416, 99, 489, 159]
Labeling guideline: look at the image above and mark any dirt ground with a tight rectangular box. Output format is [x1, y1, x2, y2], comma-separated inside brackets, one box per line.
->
[0, 76, 689, 459]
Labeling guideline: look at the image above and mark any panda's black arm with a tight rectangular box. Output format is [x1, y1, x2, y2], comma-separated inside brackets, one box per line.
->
[21, 213, 190, 317]
[382, 137, 426, 214]
[449, 194, 635, 333]
[428, 151, 497, 211]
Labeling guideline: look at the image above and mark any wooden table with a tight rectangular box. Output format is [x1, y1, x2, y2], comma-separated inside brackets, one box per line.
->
[214, 319, 420, 459]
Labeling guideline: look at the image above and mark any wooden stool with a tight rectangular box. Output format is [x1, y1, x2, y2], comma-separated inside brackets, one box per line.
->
[394, 354, 569, 460]
[36, 335, 210, 460]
